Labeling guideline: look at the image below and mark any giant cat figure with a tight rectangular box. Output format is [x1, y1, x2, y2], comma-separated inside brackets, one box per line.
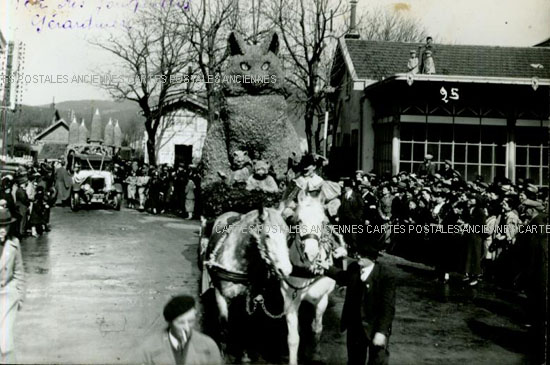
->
[201, 32, 301, 188]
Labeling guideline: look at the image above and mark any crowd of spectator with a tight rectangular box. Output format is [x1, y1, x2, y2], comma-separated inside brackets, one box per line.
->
[1, 163, 57, 238]
[113, 161, 200, 218]
[333, 154, 548, 287]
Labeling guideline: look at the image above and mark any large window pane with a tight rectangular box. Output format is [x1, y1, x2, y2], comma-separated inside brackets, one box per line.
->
[517, 127, 546, 145]
[543, 148, 548, 167]
[481, 126, 506, 145]
[441, 144, 453, 161]
[455, 125, 479, 143]
[516, 167, 527, 180]
[466, 165, 479, 181]
[401, 125, 414, 141]
[495, 145, 506, 164]
[529, 167, 540, 184]
[480, 165, 492, 183]
[412, 125, 426, 140]
[427, 143, 439, 161]
[467, 145, 479, 163]
[413, 143, 425, 162]
[542, 168, 549, 186]
[481, 146, 493, 164]
[529, 147, 541, 166]
[400, 162, 412, 173]
[516, 147, 527, 165]
[427, 124, 453, 142]
[455, 145, 465, 162]
[400, 142, 412, 160]
[495, 166, 506, 180]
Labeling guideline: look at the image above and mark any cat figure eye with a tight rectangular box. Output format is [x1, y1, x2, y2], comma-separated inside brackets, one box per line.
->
[261, 62, 270, 71]
[240, 62, 250, 71]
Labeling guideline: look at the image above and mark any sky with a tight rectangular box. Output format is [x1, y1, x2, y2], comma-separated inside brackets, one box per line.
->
[1, 0, 549, 106]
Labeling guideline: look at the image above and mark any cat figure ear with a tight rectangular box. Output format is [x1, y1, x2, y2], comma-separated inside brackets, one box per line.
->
[263, 33, 279, 55]
[228, 32, 247, 56]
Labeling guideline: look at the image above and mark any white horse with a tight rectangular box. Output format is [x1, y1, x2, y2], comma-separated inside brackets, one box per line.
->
[201, 204, 293, 361]
[281, 191, 345, 365]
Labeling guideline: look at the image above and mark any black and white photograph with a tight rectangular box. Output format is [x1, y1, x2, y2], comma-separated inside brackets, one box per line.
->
[0, 0, 548, 363]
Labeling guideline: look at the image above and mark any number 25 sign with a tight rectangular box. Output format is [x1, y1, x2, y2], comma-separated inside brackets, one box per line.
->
[440, 87, 459, 103]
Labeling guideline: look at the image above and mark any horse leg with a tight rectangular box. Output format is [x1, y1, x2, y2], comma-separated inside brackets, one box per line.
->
[214, 289, 229, 357]
[285, 301, 301, 365]
[311, 294, 329, 359]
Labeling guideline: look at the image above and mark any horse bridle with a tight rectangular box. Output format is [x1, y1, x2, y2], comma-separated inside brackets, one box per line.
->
[295, 229, 323, 264]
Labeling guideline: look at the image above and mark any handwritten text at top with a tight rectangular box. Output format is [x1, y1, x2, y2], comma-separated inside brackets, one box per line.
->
[18, 0, 190, 33]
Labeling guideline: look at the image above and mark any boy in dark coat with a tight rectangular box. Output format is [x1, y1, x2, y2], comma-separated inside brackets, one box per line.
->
[323, 242, 396, 365]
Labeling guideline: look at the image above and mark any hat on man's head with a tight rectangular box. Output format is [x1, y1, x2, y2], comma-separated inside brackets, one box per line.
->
[526, 183, 538, 194]
[16, 175, 28, 185]
[356, 241, 380, 260]
[444, 159, 452, 166]
[0, 206, 16, 226]
[521, 199, 545, 211]
[397, 181, 408, 191]
[163, 295, 196, 322]
[424, 154, 433, 161]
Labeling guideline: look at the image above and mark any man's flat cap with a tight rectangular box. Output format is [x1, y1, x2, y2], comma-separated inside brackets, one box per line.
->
[521, 199, 544, 211]
[163, 295, 195, 322]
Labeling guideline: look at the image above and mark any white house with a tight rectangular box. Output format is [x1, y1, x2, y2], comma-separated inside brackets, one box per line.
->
[144, 96, 208, 166]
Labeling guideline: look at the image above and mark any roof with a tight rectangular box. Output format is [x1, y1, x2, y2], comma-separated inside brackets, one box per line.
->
[38, 143, 67, 160]
[535, 38, 550, 47]
[149, 94, 209, 116]
[34, 120, 69, 141]
[341, 39, 550, 81]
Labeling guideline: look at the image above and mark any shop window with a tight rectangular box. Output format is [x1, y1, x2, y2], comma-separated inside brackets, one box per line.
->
[515, 126, 549, 186]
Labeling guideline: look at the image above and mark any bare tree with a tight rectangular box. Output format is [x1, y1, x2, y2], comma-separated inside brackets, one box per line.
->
[265, 0, 348, 153]
[92, 5, 190, 165]
[357, 7, 428, 42]
[178, 0, 236, 130]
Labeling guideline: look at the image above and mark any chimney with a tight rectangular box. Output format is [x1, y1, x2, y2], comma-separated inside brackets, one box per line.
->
[345, 0, 360, 39]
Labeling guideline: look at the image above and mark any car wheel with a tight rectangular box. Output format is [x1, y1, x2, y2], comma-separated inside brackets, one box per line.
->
[70, 192, 79, 212]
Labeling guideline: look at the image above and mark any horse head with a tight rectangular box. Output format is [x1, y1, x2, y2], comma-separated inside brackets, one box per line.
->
[251, 203, 293, 278]
[295, 190, 327, 263]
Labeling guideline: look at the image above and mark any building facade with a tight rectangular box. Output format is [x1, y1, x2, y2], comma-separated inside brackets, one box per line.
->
[143, 96, 208, 166]
[330, 38, 550, 185]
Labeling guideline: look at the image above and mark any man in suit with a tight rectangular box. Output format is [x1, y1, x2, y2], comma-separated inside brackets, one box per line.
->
[517, 200, 548, 365]
[141, 295, 222, 365]
[416, 154, 436, 179]
[338, 178, 365, 256]
[323, 242, 396, 364]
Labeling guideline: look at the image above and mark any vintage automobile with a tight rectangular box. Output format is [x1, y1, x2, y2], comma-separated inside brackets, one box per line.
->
[65, 143, 123, 211]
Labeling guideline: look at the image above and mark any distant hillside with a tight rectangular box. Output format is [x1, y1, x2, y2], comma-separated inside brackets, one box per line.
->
[3, 100, 145, 143]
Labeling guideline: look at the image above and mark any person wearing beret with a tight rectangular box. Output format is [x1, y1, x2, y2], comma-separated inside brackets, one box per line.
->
[438, 160, 457, 182]
[322, 244, 396, 365]
[416, 154, 436, 179]
[0, 206, 26, 364]
[141, 295, 222, 365]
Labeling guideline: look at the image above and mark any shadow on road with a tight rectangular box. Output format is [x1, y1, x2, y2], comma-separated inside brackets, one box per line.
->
[466, 318, 528, 354]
